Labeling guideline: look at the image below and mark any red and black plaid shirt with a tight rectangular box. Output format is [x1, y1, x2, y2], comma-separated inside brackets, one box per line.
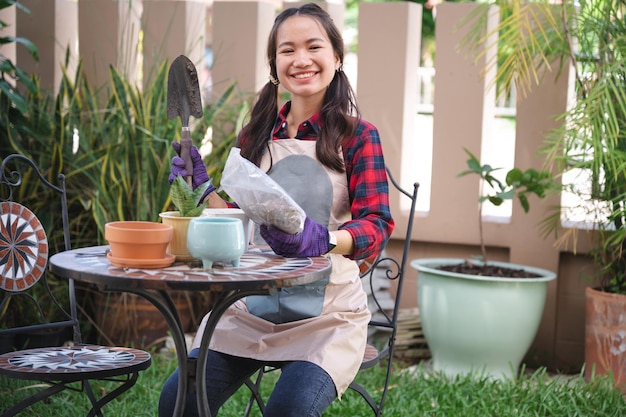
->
[270, 102, 394, 261]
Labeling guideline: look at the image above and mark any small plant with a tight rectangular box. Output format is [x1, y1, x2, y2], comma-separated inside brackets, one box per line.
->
[169, 175, 209, 217]
[459, 148, 554, 264]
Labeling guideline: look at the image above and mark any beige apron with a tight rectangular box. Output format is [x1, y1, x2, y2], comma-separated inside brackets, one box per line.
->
[192, 139, 370, 397]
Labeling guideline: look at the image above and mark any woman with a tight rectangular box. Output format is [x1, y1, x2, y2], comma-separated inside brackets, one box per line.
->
[161, 3, 394, 416]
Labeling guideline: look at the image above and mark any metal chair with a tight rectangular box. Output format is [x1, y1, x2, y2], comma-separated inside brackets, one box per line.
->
[243, 166, 419, 417]
[0, 154, 152, 417]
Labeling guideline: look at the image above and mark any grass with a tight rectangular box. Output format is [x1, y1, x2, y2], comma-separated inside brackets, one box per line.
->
[1, 352, 626, 416]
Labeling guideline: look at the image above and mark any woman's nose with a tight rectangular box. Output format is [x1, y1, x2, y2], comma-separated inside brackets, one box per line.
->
[293, 50, 312, 67]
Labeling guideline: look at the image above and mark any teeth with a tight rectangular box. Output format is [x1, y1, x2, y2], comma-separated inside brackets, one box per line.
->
[294, 72, 315, 79]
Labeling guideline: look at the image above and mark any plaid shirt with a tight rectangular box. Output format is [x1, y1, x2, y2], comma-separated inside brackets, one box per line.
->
[271, 102, 394, 260]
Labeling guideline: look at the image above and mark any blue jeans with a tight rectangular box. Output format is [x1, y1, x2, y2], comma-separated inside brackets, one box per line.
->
[158, 348, 337, 417]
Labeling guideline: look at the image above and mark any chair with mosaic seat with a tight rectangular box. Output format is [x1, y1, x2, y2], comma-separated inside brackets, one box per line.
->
[0, 154, 152, 417]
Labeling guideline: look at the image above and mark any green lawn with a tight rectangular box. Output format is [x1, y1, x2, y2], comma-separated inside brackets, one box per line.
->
[1, 352, 626, 416]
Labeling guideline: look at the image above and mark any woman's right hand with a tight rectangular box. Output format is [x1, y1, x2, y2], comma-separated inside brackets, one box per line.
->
[169, 142, 216, 195]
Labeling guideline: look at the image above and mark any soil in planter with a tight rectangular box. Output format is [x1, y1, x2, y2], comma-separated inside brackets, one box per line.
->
[437, 260, 542, 278]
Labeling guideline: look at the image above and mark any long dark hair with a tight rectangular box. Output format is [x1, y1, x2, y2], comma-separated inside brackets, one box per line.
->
[238, 2, 360, 172]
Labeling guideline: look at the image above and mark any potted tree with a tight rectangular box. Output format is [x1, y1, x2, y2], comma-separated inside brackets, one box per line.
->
[411, 149, 557, 380]
[458, 0, 626, 391]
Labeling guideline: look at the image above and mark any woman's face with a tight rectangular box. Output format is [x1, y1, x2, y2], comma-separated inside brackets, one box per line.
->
[274, 15, 340, 103]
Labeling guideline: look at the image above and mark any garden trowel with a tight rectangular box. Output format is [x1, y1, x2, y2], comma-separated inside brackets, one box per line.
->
[167, 55, 203, 186]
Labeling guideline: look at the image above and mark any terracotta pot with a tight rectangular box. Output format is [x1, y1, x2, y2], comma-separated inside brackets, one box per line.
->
[105, 221, 173, 259]
[585, 286, 626, 393]
[159, 211, 196, 261]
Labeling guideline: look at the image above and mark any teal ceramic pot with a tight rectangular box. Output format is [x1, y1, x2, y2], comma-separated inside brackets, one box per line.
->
[411, 258, 556, 380]
[187, 217, 246, 269]
[202, 208, 251, 250]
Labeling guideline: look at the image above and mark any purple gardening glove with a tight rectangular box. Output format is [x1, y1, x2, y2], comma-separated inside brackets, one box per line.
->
[169, 142, 216, 197]
[260, 217, 330, 257]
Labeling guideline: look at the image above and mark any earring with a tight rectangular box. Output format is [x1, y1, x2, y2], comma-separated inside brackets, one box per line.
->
[269, 74, 280, 86]
[336, 63, 343, 72]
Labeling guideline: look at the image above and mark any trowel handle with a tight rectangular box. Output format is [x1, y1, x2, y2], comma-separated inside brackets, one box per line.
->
[180, 128, 193, 187]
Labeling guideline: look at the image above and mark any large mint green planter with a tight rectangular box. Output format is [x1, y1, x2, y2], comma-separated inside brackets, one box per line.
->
[411, 258, 556, 380]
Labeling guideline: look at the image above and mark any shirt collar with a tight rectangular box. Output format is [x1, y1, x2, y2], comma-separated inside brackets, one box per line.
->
[272, 101, 321, 140]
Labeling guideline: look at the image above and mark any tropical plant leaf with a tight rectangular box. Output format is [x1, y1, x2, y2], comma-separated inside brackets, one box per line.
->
[460, 1, 567, 100]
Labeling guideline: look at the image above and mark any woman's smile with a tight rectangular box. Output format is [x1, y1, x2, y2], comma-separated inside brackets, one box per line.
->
[293, 71, 317, 79]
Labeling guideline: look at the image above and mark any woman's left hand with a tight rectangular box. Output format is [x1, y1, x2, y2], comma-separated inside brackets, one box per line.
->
[260, 217, 330, 257]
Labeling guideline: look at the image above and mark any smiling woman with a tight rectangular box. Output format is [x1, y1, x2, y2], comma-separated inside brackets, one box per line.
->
[158, 3, 395, 417]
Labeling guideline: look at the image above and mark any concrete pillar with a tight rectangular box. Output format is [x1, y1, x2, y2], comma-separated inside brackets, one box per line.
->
[78, 0, 143, 94]
[210, 0, 274, 101]
[357, 2, 422, 310]
[357, 2, 422, 200]
[17, 0, 78, 95]
[512, 4, 575, 372]
[142, 0, 206, 90]
[425, 3, 498, 243]
[0, 4, 17, 85]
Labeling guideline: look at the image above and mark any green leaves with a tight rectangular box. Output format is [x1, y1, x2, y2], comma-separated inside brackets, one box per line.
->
[460, 0, 569, 101]
[460, 148, 553, 213]
[506, 167, 552, 212]
[169, 175, 209, 217]
[2, 50, 245, 247]
[0, 1, 39, 152]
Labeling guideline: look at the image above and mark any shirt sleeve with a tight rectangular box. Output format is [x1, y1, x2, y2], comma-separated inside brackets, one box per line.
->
[340, 120, 395, 260]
